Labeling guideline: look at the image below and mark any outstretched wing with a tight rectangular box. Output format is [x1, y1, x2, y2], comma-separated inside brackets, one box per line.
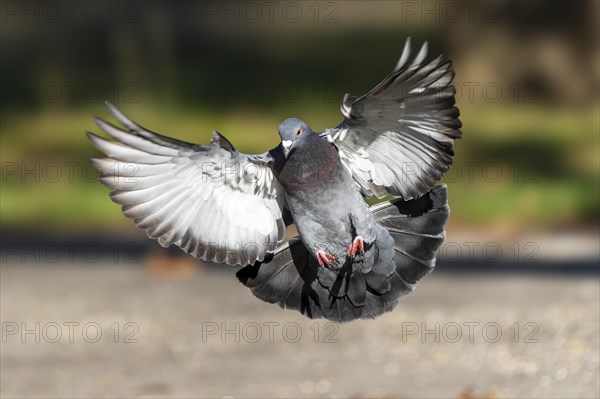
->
[88, 102, 286, 265]
[323, 38, 462, 200]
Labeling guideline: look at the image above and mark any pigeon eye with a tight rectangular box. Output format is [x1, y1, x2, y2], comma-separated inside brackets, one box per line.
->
[295, 128, 302, 136]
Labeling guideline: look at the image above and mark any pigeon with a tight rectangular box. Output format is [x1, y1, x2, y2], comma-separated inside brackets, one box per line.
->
[88, 38, 461, 322]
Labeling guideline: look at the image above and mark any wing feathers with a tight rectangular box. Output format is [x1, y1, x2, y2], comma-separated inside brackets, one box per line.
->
[89, 103, 286, 265]
[326, 39, 461, 199]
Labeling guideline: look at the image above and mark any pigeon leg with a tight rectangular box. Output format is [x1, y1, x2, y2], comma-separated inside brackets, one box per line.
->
[346, 235, 365, 258]
[316, 250, 336, 267]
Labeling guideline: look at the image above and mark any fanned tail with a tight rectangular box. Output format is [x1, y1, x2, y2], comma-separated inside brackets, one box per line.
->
[237, 185, 449, 322]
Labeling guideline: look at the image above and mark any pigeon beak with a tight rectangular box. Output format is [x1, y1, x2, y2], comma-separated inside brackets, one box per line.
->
[282, 140, 294, 157]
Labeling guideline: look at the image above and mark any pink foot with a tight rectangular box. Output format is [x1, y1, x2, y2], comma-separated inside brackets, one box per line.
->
[316, 250, 336, 267]
[346, 236, 365, 258]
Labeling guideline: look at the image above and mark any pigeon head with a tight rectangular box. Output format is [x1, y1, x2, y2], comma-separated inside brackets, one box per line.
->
[278, 118, 312, 157]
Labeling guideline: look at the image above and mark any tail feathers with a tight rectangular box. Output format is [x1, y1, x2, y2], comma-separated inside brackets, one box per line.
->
[237, 185, 449, 322]
[380, 184, 448, 284]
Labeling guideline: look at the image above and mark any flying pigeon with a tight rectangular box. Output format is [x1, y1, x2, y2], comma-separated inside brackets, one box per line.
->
[88, 38, 461, 322]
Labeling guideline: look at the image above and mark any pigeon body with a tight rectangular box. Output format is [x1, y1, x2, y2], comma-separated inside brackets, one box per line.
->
[272, 132, 378, 269]
[88, 38, 461, 321]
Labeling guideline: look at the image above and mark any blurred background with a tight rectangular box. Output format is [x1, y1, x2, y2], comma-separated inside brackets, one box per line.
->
[1, 1, 598, 398]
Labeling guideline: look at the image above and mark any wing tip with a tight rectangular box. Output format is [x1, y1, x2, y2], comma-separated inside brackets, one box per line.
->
[86, 131, 104, 148]
[104, 101, 139, 131]
[92, 116, 110, 131]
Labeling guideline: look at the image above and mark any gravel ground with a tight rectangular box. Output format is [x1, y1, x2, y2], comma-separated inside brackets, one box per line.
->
[1, 261, 598, 398]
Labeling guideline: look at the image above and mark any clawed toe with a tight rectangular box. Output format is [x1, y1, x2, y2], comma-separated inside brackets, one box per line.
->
[316, 250, 336, 267]
[346, 236, 365, 258]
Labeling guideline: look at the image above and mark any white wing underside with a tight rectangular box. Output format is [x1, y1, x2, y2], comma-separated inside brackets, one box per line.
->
[88, 103, 286, 265]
